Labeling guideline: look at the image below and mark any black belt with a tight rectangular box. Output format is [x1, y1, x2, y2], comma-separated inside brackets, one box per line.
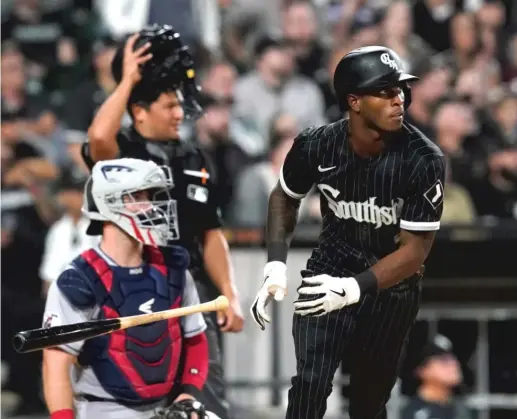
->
[81, 394, 160, 407]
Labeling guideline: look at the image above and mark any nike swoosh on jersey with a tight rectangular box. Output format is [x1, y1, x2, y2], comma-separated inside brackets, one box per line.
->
[318, 165, 336, 172]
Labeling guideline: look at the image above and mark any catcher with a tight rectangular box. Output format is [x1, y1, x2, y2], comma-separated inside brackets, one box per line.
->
[42, 157, 219, 419]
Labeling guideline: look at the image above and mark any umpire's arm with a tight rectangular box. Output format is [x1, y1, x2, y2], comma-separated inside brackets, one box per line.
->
[365, 156, 446, 290]
[199, 155, 244, 333]
[85, 76, 131, 162]
[85, 35, 150, 163]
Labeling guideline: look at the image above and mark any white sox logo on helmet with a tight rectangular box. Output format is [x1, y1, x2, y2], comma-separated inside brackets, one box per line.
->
[380, 53, 399, 71]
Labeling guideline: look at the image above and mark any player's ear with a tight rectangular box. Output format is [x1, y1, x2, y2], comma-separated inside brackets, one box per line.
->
[347, 94, 361, 113]
[132, 103, 146, 124]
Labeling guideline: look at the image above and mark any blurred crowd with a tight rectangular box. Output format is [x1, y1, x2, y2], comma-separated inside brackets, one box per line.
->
[1, 0, 517, 416]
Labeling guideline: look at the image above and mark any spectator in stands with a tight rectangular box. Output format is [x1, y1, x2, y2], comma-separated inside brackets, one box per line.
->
[404, 59, 452, 138]
[193, 93, 250, 219]
[39, 168, 97, 295]
[346, 8, 382, 50]
[381, 0, 434, 73]
[282, 1, 327, 95]
[502, 32, 517, 91]
[433, 99, 514, 218]
[1, 42, 68, 167]
[233, 34, 326, 141]
[433, 100, 481, 185]
[441, 12, 482, 74]
[0, 130, 58, 417]
[476, 1, 506, 64]
[476, 0, 506, 33]
[321, 46, 349, 123]
[2, 0, 84, 85]
[201, 60, 238, 102]
[491, 92, 517, 148]
[402, 334, 473, 419]
[220, 11, 260, 74]
[412, 0, 461, 53]
[230, 113, 321, 226]
[94, 0, 221, 56]
[486, 94, 517, 216]
[453, 67, 486, 108]
[62, 35, 123, 144]
[201, 60, 264, 157]
[441, 155, 477, 224]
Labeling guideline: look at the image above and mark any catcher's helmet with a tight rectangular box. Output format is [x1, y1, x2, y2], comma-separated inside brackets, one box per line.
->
[333, 46, 419, 111]
[111, 24, 202, 119]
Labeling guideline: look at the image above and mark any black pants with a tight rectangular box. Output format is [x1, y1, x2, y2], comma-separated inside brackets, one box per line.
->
[287, 278, 422, 419]
[190, 270, 231, 419]
[1, 287, 44, 402]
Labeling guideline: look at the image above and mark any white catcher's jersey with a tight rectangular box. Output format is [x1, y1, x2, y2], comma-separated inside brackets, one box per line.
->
[43, 245, 206, 401]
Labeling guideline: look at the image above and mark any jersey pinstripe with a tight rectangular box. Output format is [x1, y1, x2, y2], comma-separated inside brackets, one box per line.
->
[280, 119, 445, 279]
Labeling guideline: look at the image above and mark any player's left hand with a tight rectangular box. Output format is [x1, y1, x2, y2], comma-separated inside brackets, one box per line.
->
[294, 275, 361, 316]
[169, 394, 201, 419]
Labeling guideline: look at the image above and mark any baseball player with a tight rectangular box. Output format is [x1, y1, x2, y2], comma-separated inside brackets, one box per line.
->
[250, 46, 446, 419]
[42, 158, 217, 419]
[82, 25, 242, 418]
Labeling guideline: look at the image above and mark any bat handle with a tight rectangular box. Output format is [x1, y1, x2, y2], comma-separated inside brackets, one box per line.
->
[214, 295, 229, 311]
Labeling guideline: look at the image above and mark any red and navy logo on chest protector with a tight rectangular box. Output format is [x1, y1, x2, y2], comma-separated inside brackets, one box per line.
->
[72, 247, 185, 402]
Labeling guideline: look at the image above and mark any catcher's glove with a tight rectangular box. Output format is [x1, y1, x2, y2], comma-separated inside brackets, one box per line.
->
[151, 399, 207, 419]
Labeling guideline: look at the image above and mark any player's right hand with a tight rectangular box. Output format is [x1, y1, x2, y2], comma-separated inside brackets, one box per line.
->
[122, 33, 153, 85]
[250, 261, 287, 330]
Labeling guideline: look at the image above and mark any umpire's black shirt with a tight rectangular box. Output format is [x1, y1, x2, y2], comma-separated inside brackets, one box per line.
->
[281, 119, 445, 279]
[81, 127, 223, 270]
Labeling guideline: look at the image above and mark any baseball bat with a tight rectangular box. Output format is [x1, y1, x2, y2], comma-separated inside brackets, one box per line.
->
[12, 296, 229, 354]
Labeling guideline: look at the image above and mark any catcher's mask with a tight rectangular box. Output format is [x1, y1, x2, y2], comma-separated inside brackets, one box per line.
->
[111, 24, 203, 120]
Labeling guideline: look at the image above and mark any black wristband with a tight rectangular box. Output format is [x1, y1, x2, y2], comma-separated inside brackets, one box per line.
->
[267, 242, 288, 263]
[355, 270, 379, 293]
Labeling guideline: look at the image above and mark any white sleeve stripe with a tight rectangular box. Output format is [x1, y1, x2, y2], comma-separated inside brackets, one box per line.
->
[400, 220, 440, 231]
[183, 324, 207, 338]
[279, 164, 307, 200]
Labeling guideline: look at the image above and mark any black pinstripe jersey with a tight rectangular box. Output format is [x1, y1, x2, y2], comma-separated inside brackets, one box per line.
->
[280, 119, 445, 278]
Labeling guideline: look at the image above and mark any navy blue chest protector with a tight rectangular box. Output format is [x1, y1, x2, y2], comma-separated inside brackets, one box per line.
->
[72, 247, 185, 402]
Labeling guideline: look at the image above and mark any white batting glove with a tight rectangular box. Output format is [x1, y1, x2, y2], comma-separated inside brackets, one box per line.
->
[293, 275, 361, 317]
[250, 261, 287, 330]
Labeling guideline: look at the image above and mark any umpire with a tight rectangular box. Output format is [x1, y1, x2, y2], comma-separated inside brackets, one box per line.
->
[81, 25, 244, 419]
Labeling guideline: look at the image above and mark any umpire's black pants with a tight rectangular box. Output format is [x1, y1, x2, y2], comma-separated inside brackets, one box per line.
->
[287, 276, 422, 419]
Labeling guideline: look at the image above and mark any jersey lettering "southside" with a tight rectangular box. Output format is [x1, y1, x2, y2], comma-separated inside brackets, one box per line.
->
[280, 119, 445, 277]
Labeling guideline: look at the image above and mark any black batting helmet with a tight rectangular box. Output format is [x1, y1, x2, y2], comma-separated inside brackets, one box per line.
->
[333, 46, 419, 111]
[111, 24, 202, 119]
